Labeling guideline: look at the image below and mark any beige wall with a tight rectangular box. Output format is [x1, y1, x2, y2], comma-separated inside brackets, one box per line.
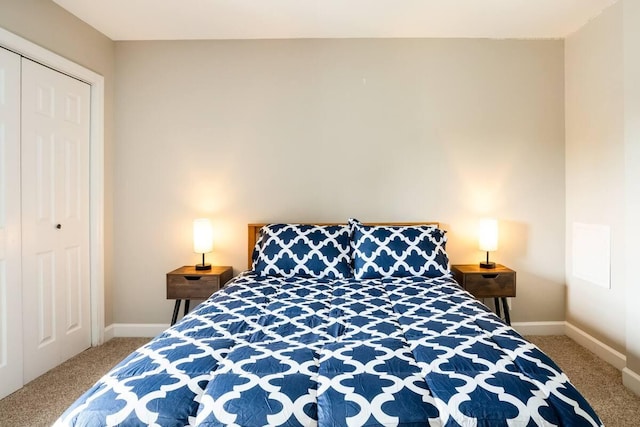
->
[565, 2, 627, 352]
[113, 39, 565, 324]
[565, 0, 640, 385]
[0, 0, 116, 325]
[623, 0, 640, 376]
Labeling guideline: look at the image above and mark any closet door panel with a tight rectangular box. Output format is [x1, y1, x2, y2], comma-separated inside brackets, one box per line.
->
[35, 135, 57, 228]
[22, 83, 61, 379]
[21, 58, 91, 382]
[36, 251, 56, 347]
[65, 246, 82, 333]
[57, 81, 91, 363]
[0, 47, 22, 400]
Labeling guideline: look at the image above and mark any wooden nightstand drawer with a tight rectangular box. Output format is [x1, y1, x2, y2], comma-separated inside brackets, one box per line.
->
[167, 274, 220, 299]
[166, 265, 233, 299]
[451, 264, 516, 298]
[461, 271, 516, 297]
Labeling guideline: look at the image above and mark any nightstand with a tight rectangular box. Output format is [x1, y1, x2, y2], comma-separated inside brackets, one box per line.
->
[166, 265, 233, 325]
[451, 264, 516, 325]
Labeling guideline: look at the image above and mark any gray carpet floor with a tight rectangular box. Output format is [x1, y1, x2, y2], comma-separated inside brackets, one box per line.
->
[0, 335, 638, 426]
[0, 338, 150, 427]
[528, 335, 640, 426]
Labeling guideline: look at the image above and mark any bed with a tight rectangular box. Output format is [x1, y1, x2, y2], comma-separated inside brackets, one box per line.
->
[55, 220, 603, 426]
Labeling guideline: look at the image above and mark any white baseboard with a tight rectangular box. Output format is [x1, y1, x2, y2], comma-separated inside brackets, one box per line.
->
[565, 321, 626, 370]
[104, 323, 169, 338]
[512, 321, 565, 336]
[104, 324, 115, 341]
[623, 367, 640, 396]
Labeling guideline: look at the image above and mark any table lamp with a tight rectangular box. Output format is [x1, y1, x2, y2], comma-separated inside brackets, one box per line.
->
[193, 218, 213, 270]
[479, 218, 498, 269]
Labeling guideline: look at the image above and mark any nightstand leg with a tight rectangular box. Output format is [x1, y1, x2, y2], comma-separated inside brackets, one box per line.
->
[171, 300, 181, 326]
[502, 298, 511, 325]
[494, 298, 501, 318]
[184, 299, 190, 316]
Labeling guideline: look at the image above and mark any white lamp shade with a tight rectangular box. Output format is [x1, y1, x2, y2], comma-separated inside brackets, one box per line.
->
[193, 219, 214, 254]
[478, 219, 498, 252]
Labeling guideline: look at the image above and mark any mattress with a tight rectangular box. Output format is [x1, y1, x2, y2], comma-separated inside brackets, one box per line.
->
[55, 272, 602, 426]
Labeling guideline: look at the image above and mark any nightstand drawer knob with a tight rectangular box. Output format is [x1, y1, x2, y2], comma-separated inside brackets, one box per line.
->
[482, 274, 499, 279]
[184, 275, 202, 281]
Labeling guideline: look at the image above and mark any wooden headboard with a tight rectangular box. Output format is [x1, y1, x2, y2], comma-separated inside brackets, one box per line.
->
[247, 222, 439, 269]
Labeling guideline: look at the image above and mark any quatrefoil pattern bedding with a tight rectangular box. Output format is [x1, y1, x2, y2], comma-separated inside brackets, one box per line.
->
[350, 220, 450, 279]
[55, 273, 602, 427]
[252, 224, 353, 279]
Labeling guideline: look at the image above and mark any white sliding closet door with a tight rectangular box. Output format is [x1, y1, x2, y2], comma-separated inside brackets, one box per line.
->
[21, 58, 91, 383]
[0, 47, 22, 399]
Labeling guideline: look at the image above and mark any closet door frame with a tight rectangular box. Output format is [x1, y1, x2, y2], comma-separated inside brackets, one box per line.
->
[0, 27, 105, 346]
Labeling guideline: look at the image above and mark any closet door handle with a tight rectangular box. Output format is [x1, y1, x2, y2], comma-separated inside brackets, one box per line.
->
[56, 224, 62, 229]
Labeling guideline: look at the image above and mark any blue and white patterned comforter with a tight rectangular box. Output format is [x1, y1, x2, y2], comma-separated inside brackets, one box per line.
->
[55, 272, 602, 426]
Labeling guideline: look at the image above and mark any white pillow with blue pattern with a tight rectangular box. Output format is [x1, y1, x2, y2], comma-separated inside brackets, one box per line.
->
[349, 219, 450, 279]
[252, 223, 353, 279]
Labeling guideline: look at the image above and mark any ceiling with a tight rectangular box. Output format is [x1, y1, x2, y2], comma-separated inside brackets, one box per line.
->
[52, 0, 619, 41]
